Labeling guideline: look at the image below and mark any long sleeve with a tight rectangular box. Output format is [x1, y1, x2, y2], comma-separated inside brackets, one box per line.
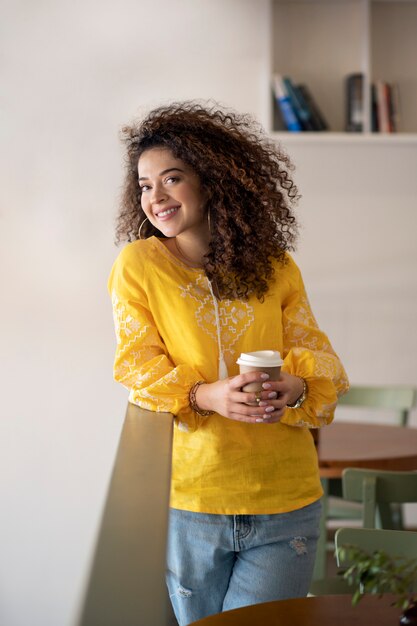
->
[280, 258, 349, 428]
[108, 244, 203, 429]
[108, 239, 344, 515]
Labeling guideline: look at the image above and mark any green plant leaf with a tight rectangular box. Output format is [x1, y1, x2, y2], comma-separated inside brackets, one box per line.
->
[336, 544, 417, 609]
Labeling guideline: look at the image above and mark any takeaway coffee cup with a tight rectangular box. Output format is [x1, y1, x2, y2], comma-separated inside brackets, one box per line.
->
[236, 350, 284, 405]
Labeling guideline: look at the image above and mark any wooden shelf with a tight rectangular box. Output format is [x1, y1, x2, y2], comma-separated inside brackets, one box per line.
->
[269, 131, 417, 144]
[269, 0, 417, 137]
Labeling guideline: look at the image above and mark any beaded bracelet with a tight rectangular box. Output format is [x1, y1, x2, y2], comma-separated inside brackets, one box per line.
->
[189, 380, 214, 416]
[286, 378, 308, 409]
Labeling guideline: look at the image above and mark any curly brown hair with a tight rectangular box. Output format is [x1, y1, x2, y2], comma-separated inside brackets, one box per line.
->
[116, 101, 300, 301]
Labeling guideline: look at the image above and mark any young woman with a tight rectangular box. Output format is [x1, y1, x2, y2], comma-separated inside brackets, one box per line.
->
[108, 102, 349, 625]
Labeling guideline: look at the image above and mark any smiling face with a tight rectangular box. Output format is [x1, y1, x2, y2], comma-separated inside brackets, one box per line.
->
[138, 147, 207, 239]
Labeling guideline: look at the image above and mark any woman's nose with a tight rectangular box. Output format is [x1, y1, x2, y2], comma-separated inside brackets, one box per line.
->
[150, 184, 168, 204]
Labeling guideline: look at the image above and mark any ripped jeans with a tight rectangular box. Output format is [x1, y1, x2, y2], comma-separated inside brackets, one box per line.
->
[166, 499, 321, 626]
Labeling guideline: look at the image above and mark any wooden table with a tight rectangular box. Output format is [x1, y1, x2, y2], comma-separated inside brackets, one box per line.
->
[190, 594, 401, 626]
[317, 422, 417, 478]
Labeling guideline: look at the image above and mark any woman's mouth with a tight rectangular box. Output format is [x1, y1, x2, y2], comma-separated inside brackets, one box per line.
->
[156, 206, 179, 221]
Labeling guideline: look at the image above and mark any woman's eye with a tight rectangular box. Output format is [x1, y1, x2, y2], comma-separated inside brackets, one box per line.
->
[140, 185, 150, 192]
[166, 176, 179, 184]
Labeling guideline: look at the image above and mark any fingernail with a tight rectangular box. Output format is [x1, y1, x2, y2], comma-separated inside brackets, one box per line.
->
[255, 418, 264, 423]
[268, 392, 277, 399]
[260, 373, 270, 380]
[265, 406, 274, 413]
[259, 401, 268, 407]
[262, 382, 272, 389]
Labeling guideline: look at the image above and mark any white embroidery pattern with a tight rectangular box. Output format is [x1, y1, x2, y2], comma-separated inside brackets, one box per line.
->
[179, 276, 255, 364]
[112, 291, 171, 403]
[112, 291, 147, 346]
[284, 294, 333, 353]
[112, 291, 149, 379]
[290, 416, 329, 428]
[128, 359, 179, 412]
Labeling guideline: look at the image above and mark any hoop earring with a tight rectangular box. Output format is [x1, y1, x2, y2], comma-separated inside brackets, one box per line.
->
[138, 217, 149, 240]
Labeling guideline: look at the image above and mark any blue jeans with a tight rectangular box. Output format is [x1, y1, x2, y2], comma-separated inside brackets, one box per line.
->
[166, 499, 322, 626]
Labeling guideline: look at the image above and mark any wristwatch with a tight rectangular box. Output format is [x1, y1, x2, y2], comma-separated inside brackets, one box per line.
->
[287, 378, 308, 409]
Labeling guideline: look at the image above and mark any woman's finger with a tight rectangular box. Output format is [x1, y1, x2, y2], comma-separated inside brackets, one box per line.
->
[227, 371, 270, 391]
[228, 401, 282, 421]
[230, 388, 278, 405]
[258, 408, 286, 423]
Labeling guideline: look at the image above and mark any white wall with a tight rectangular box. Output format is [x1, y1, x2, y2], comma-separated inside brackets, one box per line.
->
[1, 2, 417, 625]
[287, 139, 417, 398]
[287, 138, 417, 529]
[0, 2, 270, 625]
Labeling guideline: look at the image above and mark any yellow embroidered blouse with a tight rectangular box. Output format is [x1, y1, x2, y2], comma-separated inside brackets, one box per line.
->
[108, 237, 349, 515]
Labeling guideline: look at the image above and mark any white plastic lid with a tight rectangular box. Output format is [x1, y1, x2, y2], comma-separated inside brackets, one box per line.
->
[236, 350, 284, 368]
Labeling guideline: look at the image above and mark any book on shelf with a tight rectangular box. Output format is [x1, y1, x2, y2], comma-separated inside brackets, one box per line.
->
[271, 74, 329, 132]
[271, 88, 287, 132]
[390, 83, 401, 133]
[272, 74, 302, 132]
[376, 80, 391, 133]
[371, 83, 379, 132]
[374, 80, 400, 133]
[345, 73, 364, 132]
[350, 75, 400, 133]
[296, 83, 329, 131]
[282, 77, 317, 131]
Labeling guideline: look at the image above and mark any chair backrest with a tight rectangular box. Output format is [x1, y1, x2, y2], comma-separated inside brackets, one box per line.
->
[335, 527, 417, 568]
[338, 385, 416, 426]
[342, 468, 417, 528]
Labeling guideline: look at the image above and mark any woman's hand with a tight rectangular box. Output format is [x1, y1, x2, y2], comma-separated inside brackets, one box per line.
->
[194, 371, 305, 424]
[257, 371, 305, 422]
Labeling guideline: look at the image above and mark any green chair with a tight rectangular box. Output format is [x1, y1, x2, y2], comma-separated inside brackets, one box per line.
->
[335, 527, 417, 569]
[342, 467, 417, 529]
[328, 386, 416, 523]
[312, 468, 417, 589]
[329, 386, 416, 522]
[335, 527, 417, 599]
[337, 385, 417, 426]
[313, 384, 416, 582]
[310, 527, 417, 597]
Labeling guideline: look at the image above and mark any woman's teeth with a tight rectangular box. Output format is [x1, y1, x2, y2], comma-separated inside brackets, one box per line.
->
[158, 207, 178, 218]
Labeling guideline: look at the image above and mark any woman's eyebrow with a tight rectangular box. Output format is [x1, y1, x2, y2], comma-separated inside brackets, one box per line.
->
[139, 167, 185, 181]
